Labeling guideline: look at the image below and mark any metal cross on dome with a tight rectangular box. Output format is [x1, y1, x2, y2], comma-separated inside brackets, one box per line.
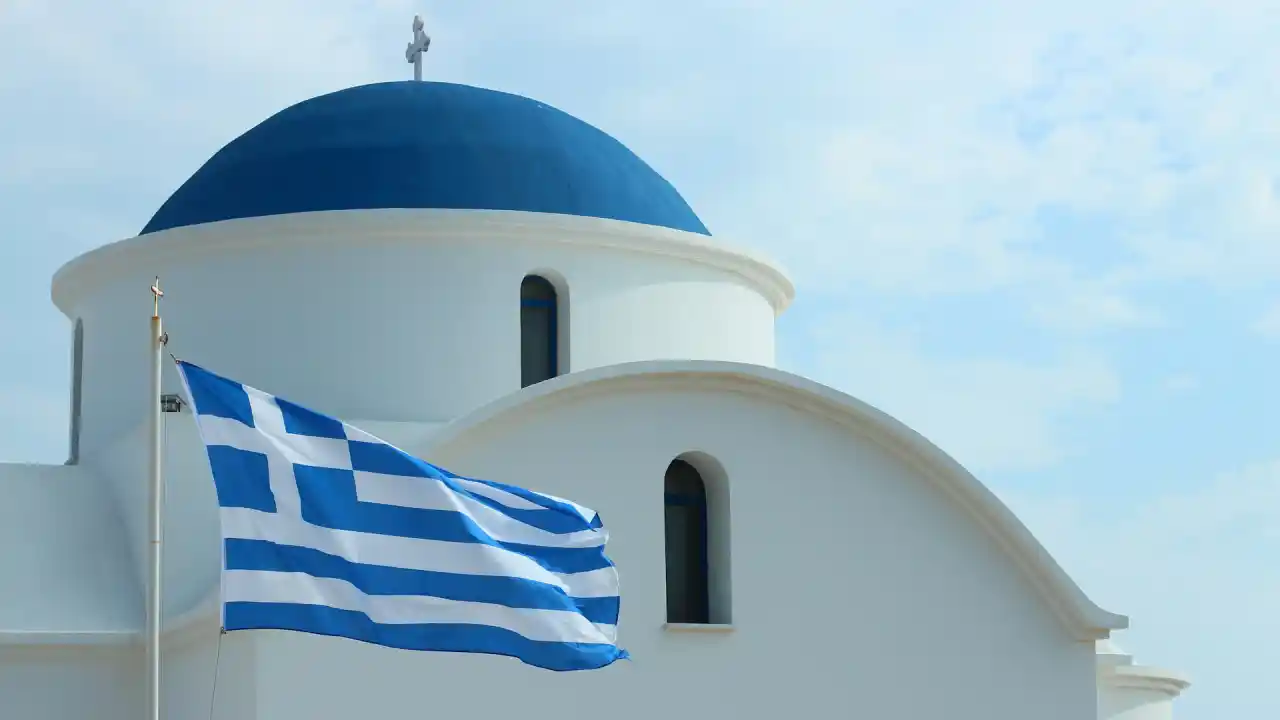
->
[406, 15, 431, 81]
[151, 277, 163, 318]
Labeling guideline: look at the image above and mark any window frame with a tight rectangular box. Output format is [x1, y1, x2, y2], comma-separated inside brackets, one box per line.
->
[519, 276, 559, 388]
[664, 461, 712, 624]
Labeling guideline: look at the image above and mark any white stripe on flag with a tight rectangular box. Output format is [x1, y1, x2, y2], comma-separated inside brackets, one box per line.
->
[220, 507, 620, 599]
[223, 570, 616, 644]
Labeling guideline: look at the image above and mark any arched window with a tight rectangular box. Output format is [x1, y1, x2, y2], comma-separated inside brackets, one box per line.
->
[68, 318, 83, 465]
[520, 275, 559, 388]
[664, 459, 710, 624]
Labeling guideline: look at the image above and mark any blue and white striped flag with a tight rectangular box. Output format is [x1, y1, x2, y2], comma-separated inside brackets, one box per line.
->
[175, 360, 627, 671]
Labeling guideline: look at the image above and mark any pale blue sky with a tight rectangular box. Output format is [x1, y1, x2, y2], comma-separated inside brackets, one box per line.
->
[2, 2, 1277, 716]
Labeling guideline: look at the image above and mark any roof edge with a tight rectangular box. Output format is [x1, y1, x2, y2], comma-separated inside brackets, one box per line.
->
[427, 359, 1128, 642]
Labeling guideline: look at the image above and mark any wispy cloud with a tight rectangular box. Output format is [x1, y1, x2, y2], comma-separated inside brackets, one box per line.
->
[1163, 373, 1199, 394]
[1254, 302, 1280, 339]
[794, 310, 1120, 474]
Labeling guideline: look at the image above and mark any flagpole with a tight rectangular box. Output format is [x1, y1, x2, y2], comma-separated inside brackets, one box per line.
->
[147, 278, 166, 720]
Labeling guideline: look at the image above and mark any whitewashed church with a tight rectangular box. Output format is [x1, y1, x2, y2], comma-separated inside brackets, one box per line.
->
[0, 21, 1189, 720]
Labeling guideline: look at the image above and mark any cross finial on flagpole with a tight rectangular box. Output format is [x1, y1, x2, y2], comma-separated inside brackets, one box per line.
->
[151, 277, 164, 318]
[406, 15, 431, 81]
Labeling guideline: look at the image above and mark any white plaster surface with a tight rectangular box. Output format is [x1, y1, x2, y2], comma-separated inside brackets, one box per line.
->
[0, 207, 1189, 719]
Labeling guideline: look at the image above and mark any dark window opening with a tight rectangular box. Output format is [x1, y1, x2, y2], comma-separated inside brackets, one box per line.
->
[520, 276, 558, 388]
[665, 459, 710, 624]
[68, 319, 83, 465]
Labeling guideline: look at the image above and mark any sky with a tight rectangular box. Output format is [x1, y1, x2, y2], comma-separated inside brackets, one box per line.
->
[1, 1, 1277, 715]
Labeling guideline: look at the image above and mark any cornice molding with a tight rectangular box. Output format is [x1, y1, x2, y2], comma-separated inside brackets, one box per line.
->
[51, 209, 794, 317]
[1103, 664, 1192, 697]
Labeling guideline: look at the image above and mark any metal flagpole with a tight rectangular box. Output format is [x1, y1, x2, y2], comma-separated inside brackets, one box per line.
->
[147, 278, 167, 720]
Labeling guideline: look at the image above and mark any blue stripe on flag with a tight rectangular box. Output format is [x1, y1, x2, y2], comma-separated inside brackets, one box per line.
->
[348, 441, 595, 535]
[224, 539, 620, 625]
[180, 362, 255, 427]
[276, 396, 347, 439]
[348, 440, 450, 480]
[224, 602, 627, 672]
[293, 464, 611, 575]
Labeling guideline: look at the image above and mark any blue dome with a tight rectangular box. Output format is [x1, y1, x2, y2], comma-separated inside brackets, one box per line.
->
[142, 81, 709, 236]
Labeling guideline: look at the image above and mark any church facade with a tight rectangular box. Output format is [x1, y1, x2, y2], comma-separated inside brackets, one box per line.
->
[0, 77, 1189, 719]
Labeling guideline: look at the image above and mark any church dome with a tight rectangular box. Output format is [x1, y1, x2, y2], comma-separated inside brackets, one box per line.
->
[141, 81, 709, 236]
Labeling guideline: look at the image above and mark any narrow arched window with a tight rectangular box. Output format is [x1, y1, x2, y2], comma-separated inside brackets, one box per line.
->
[665, 459, 710, 624]
[520, 275, 559, 388]
[68, 318, 84, 465]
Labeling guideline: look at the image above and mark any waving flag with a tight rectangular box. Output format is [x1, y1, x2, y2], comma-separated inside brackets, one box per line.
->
[176, 360, 627, 671]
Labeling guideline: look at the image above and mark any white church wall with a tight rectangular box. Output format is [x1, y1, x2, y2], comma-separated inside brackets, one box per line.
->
[163, 631, 259, 720]
[559, 258, 776, 372]
[44, 208, 788, 631]
[0, 463, 136, 636]
[0, 630, 259, 720]
[92, 421, 152, 611]
[84, 412, 221, 623]
[52, 210, 790, 463]
[0, 646, 139, 720]
[85, 410, 230, 626]
[229, 369, 1099, 720]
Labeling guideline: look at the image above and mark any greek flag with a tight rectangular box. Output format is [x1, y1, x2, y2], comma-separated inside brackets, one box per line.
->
[175, 360, 627, 671]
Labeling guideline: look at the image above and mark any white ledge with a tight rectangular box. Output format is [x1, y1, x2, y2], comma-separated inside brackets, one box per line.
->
[1105, 665, 1192, 696]
[0, 592, 221, 647]
[662, 623, 735, 633]
[51, 209, 795, 316]
[0, 630, 138, 647]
